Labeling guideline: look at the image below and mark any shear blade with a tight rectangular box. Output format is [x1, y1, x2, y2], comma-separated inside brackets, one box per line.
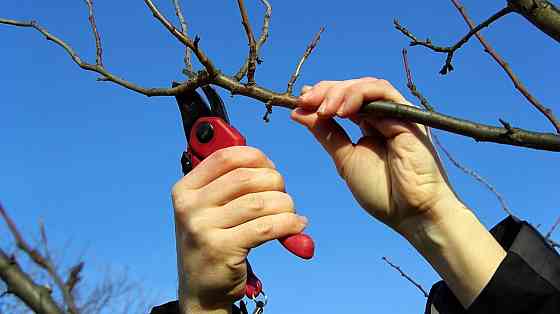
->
[173, 82, 230, 140]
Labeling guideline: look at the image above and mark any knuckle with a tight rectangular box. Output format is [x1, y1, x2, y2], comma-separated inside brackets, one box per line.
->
[231, 168, 257, 185]
[172, 189, 199, 215]
[255, 221, 274, 238]
[377, 79, 393, 88]
[214, 146, 267, 168]
[266, 169, 285, 191]
[244, 194, 266, 212]
[243, 146, 268, 164]
[184, 215, 206, 237]
[278, 192, 295, 212]
[360, 76, 378, 82]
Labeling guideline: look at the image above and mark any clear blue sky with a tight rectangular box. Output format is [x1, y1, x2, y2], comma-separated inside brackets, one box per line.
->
[1, 1, 558, 313]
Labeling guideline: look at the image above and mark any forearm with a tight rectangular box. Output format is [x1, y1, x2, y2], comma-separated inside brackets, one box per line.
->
[401, 200, 506, 308]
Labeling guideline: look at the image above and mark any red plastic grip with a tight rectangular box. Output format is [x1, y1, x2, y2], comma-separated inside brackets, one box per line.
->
[188, 116, 315, 297]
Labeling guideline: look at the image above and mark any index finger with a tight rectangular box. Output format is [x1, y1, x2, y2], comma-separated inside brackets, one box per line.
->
[175, 146, 275, 190]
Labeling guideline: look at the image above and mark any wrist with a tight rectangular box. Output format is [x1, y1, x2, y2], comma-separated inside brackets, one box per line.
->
[179, 283, 232, 314]
[399, 198, 506, 308]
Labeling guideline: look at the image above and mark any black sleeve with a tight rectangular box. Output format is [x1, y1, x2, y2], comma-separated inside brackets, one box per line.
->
[426, 216, 560, 314]
[149, 301, 241, 314]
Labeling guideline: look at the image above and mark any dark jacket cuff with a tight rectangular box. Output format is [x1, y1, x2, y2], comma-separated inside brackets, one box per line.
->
[149, 301, 241, 314]
[426, 215, 560, 314]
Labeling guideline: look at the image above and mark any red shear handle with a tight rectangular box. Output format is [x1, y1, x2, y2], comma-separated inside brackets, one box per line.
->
[188, 117, 315, 296]
[280, 234, 314, 260]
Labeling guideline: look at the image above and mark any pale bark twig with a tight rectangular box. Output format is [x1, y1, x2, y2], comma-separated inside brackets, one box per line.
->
[84, 0, 103, 67]
[449, 0, 560, 134]
[171, 0, 193, 76]
[234, 0, 272, 82]
[286, 26, 325, 95]
[402, 49, 433, 111]
[236, 0, 258, 85]
[382, 257, 428, 298]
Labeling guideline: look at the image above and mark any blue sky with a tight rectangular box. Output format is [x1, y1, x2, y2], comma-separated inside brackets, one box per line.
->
[1, 1, 559, 313]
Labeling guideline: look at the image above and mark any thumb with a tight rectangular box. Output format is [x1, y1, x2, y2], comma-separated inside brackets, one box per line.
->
[291, 108, 354, 175]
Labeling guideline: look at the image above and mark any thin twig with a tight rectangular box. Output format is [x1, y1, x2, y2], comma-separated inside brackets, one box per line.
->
[234, 0, 272, 81]
[449, 0, 560, 134]
[236, 0, 258, 85]
[402, 49, 514, 216]
[432, 134, 513, 216]
[545, 215, 560, 239]
[143, 0, 217, 76]
[394, 6, 513, 74]
[172, 0, 194, 76]
[286, 26, 325, 95]
[402, 49, 433, 111]
[84, 0, 103, 66]
[0, 18, 211, 96]
[382, 257, 428, 298]
[66, 262, 84, 294]
[262, 100, 273, 122]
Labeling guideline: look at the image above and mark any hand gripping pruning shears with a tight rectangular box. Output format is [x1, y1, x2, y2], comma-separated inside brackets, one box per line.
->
[174, 83, 315, 300]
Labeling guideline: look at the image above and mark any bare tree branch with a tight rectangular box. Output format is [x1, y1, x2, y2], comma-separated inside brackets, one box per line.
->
[234, 0, 272, 82]
[171, 0, 194, 76]
[449, 0, 560, 134]
[286, 26, 325, 95]
[0, 249, 64, 314]
[3, 4, 560, 152]
[394, 6, 513, 75]
[236, 0, 259, 85]
[382, 257, 428, 298]
[1, 205, 79, 314]
[0, 18, 214, 96]
[508, 0, 560, 42]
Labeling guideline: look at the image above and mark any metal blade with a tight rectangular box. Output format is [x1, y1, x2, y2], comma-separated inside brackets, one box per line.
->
[173, 82, 212, 141]
[201, 85, 230, 124]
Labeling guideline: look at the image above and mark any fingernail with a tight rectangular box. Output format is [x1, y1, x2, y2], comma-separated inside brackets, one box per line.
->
[298, 215, 309, 226]
[336, 101, 346, 116]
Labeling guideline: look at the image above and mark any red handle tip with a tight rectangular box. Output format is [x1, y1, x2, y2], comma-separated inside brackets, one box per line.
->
[279, 233, 315, 259]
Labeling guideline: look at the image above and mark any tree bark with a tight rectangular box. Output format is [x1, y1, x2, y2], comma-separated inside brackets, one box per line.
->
[509, 0, 560, 42]
[0, 250, 64, 314]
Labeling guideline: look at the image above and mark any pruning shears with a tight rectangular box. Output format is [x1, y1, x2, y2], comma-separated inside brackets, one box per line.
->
[174, 83, 315, 299]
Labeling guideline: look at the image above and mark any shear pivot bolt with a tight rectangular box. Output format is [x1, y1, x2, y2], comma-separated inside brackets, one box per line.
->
[196, 122, 214, 143]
